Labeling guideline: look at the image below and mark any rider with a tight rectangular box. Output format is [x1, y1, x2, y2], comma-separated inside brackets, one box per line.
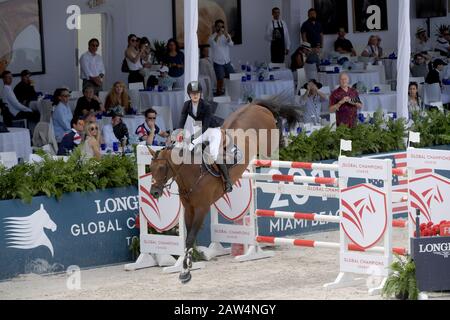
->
[179, 81, 233, 193]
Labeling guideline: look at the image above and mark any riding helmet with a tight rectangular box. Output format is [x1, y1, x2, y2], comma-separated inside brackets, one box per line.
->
[187, 81, 202, 95]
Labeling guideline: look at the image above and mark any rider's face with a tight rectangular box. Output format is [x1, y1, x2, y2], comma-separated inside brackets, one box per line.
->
[190, 92, 201, 103]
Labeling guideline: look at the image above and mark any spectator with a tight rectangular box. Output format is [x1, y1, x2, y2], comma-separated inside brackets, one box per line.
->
[52, 88, 73, 143]
[79, 38, 105, 94]
[408, 82, 423, 117]
[57, 116, 84, 156]
[305, 44, 321, 66]
[81, 121, 101, 160]
[425, 59, 447, 86]
[290, 43, 312, 72]
[361, 35, 383, 59]
[125, 34, 145, 85]
[208, 19, 235, 96]
[329, 73, 363, 128]
[414, 28, 433, 54]
[158, 66, 176, 90]
[199, 44, 217, 91]
[136, 108, 170, 146]
[179, 81, 212, 136]
[301, 8, 323, 48]
[74, 86, 104, 118]
[14, 69, 38, 106]
[104, 81, 131, 114]
[435, 26, 450, 57]
[162, 38, 184, 89]
[300, 80, 327, 125]
[265, 7, 291, 64]
[1, 70, 40, 125]
[102, 106, 129, 147]
[410, 53, 430, 78]
[139, 37, 154, 86]
[334, 28, 356, 56]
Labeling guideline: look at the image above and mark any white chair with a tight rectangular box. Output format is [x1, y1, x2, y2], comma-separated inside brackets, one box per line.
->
[98, 91, 109, 106]
[229, 73, 246, 81]
[269, 62, 286, 69]
[319, 86, 331, 95]
[0, 152, 18, 169]
[224, 79, 241, 102]
[424, 83, 442, 105]
[296, 68, 308, 95]
[304, 63, 318, 81]
[129, 83, 144, 91]
[128, 89, 142, 112]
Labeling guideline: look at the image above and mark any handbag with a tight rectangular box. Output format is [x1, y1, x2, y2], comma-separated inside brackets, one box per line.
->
[121, 58, 130, 73]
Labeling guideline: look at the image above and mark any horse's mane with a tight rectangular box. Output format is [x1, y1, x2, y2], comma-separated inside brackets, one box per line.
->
[252, 92, 303, 129]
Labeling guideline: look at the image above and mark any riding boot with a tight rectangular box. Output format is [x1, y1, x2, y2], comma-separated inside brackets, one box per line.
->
[217, 163, 233, 193]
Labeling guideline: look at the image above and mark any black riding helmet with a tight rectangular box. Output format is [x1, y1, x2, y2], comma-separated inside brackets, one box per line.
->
[187, 81, 202, 97]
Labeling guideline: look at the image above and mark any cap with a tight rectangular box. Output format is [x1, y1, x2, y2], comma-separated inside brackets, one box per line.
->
[160, 66, 169, 73]
[303, 79, 323, 90]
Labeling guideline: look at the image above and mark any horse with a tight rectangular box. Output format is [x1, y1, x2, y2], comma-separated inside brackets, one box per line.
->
[148, 99, 300, 283]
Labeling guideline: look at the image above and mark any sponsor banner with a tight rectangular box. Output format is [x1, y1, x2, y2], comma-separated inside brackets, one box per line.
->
[341, 253, 389, 277]
[407, 148, 450, 170]
[339, 157, 390, 180]
[211, 224, 255, 245]
[140, 234, 184, 256]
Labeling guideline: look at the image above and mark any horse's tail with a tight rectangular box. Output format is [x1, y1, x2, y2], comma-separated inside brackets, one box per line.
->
[253, 92, 302, 129]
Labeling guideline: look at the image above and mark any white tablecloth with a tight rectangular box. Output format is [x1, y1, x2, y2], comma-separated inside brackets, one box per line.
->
[242, 79, 295, 99]
[139, 90, 185, 128]
[382, 59, 397, 81]
[253, 68, 293, 81]
[359, 92, 397, 113]
[0, 128, 32, 161]
[318, 71, 381, 90]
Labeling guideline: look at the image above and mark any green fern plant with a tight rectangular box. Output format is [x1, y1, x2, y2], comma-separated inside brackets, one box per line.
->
[152, 40, 167, 65]
[382, 254, 419, 300]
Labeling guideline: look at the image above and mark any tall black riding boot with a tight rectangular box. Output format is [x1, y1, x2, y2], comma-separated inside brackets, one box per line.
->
[217, 163, 233, 193]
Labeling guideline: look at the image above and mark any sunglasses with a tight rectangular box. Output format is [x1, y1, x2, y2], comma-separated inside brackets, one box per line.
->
[89, 127, 99, 131]
[147, 117, 156, 120]
[62, 94, 71, 97]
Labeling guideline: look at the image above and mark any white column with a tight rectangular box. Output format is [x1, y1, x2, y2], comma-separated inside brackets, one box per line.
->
[184, 0, 199, 100]
[396, 0, 411, 120]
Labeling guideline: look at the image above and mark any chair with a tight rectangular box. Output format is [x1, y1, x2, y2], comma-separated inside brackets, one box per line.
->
[296, 68, 308, 95]
[304, 63, 318, 81]
[269, 63, 286, 69]
[229, 73, 246, 81]
[319, 86, 331, 95]
[39, 99, 53, 123]
[224, 79, 241, 102]
[0, 152, 18, 169]
[424, 83, 442, 105]
[129, 83, 144, 91]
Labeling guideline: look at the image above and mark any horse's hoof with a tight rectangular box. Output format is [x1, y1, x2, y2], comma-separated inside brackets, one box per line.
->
[179, 271, 192, 284]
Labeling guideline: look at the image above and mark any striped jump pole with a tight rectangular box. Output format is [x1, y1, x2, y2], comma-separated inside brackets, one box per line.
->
[252, 160, 407, 177]
[242, 173, 338, 186]
[256, 209, 408, 229]
[256, 236, 408, 256]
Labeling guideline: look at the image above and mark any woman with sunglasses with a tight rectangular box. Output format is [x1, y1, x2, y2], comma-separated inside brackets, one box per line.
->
[81, 122, 102, 160]
[52, 88, 73, 143]
[124, 34, 145, 85]
[135, 108, 169, 146]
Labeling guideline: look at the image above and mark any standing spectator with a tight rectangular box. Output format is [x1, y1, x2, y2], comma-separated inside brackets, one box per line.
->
[435, 26, 450, 57]
[265, 7, 291, 64]
[300, 80, 327, 125]
[139, 37, 154, 86]
[14, 69, 38, 106]
[57, 116, 84, 156]
[425, 59, 447, 86]
[199, 44, 217, 92]
[136, 108, 170, 146]
[209, 19, 235, 96]
[361, 35, 383, 59]
[52, 88, 73, 143]
[74, 86, 104, 118]
[81, 121, 101, 160]
[410, 53, 430, 78]
[1, 70, 39, 125]
[334, 28, 356, 56]
[408, 82, 423, 117]
[414, 28, 433, 54]
[104, 81, 131, 114]
[79, 38, 105, 94]
[329, 73, 363, 128]
[162, 38, 184, 89]
[301, 8, 323, 48]
[125, 34, 145, 85]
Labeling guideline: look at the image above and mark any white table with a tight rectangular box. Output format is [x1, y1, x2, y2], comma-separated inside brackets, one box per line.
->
[318, 71, 381, 90]
[241, 79, 295, 99]
[442, 85, 450, 104]
[251, 68, 293, 81]
[0, 128, 32, 162]
[140, 90, 185, 128]
[359, 92, 397, 113]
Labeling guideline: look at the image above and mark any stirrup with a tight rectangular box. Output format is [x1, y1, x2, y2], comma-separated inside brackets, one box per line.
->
[224, 181, 233, 193]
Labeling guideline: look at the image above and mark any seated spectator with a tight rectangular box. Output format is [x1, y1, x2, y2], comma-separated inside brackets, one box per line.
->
[14, 69, 38, 106]
[83, 111, 98, 124]
[74, 86, 103, 118]
[52, 88, 73, 143]
[290, 46, 305, 72]
[425, 59, 447, 86]
[329, 72, 363, 128]
[334, 28, 356, 56]
[136, 108, 169, 146]
[81, 121, 101, 160]
[102, 106, 129, 146]
[414, 28, 433, 54]
[410, 53, 430, 78]
[300, 80, 327, 125]
[435, 26, 450, 57]
[104, 81, 131, 114]
[158, 66, 176, 90]
[57, 116, 84, 156]
[1, 70, 40, 125]
[408, 82, 423, 117]
[305, 44, 321, 66]
[162, 38, 184, 88]
[361, 35, 383, 59]
[199, 44, 217, 91]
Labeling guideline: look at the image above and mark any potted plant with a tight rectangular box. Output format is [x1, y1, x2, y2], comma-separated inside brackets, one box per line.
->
[152, 40, 167, 65]
[382, 254, 419, 300]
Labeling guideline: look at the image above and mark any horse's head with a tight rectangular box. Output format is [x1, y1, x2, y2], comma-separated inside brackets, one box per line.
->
[37, 204, 57, 232]
[149, 148, 174, 199]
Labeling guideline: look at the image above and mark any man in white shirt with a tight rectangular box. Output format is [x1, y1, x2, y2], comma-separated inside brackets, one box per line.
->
[80, 38, 105, 94]
[265, 7, 291, 64]
[208, 19, 235, 96]
[1, 70, 39, 126]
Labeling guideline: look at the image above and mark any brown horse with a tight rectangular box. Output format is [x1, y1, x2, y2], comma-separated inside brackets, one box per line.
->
[148, 99, 300, 283]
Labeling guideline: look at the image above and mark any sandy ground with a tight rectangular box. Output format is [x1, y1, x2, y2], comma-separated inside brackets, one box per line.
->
[0, 229, 449, 300]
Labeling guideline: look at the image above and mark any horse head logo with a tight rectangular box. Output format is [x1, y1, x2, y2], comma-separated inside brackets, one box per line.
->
[411, 184, 444, 222]
[4, 204, 57, 257]
[342, 196, 376, 237]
